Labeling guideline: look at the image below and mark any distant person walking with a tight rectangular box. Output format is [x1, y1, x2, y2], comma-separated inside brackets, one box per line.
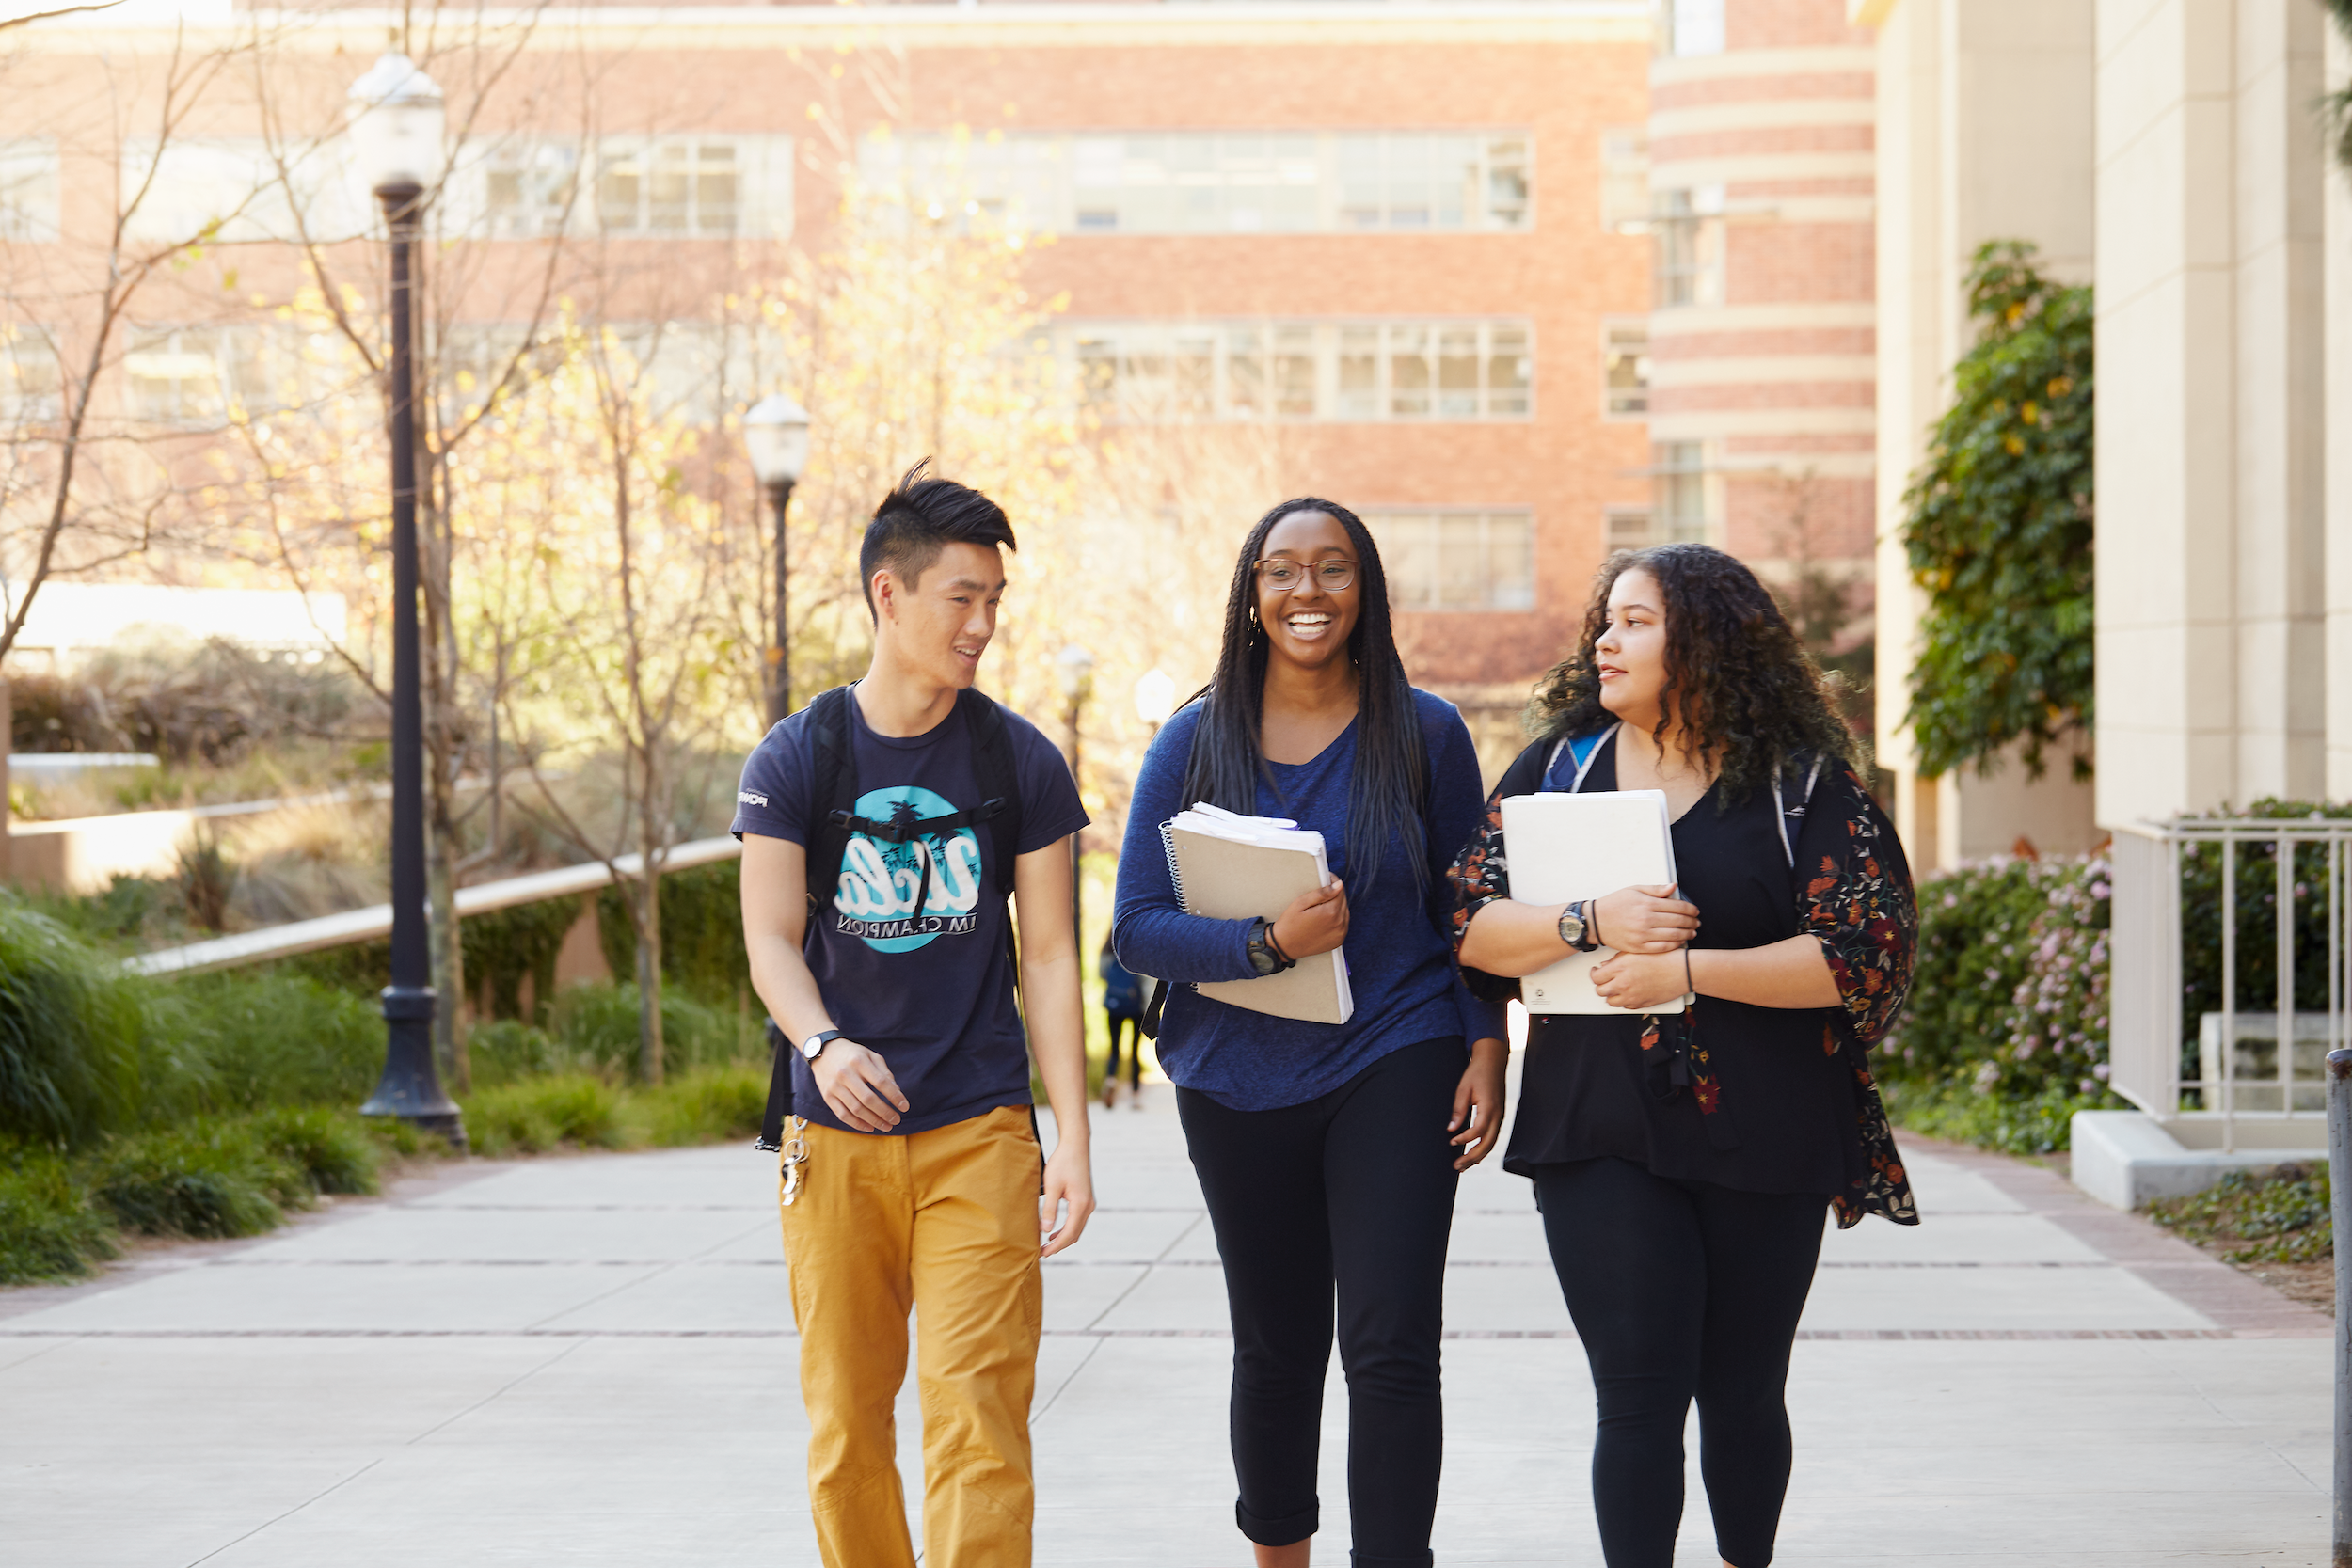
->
[1113, 498, 1506, 1568]
[1450, 543, 1920, 1568]
[1099, 935, 1149, 1107]
[735, 462, 1096, 1568]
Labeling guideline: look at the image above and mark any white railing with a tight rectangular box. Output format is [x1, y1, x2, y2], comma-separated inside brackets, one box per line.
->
[2110, 816, 2352, 1150]
[122, 836, 742, 978]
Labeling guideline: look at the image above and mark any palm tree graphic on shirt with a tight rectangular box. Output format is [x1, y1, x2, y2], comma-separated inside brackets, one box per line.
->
[833, 784, 984, 954]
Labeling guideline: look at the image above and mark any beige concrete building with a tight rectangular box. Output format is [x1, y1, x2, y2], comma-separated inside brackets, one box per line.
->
[1861, 0, 2101, 870]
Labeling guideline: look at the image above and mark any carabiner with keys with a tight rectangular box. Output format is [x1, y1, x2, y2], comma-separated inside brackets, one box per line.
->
[778, 1117, 811, 1207]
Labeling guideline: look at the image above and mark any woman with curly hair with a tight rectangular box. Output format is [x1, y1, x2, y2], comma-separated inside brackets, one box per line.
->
[1449, 544, 1918, 1568]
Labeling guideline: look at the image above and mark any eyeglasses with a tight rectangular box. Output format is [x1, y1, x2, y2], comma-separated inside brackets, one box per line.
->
[1255, 558, 1357, 594]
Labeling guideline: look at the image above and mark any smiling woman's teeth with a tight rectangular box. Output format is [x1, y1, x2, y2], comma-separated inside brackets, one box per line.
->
[1288, 614, 1330, 629]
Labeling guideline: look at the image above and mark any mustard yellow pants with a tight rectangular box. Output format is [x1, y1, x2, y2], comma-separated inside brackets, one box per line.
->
[780, 1103, 1044, 1568]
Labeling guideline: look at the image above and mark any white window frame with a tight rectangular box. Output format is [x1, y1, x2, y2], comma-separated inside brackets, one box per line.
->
[1067, 319, 1534, 424]
[866, 130, 1534, 236]
[1, 326, 62, 421]
[1367, 509, 1538, 613]
[1602, 318, 1649, 420]
[1652, 185, 1725, 309]
[0, 138, 59, 243]
[119, 137, 362, 246]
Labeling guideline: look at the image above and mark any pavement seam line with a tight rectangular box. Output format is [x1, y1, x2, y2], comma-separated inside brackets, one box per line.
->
[1027, 1333, 1104, 1428]
[1093, 1210, 1209, 1331]
[405, 1335, 591, 1446]
[183, 1456, 385, 1567]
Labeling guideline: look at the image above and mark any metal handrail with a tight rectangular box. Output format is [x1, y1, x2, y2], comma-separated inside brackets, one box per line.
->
[121, 835, 743, 978]
[2110, 816, 2352, 1152]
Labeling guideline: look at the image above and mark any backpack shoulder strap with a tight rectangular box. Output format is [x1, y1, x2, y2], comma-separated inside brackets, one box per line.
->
[956, 687, 1023, 899]
[803, 685, 860, 917]
[1545, 721, 1622, 793]
[1492, 739, 1550, 802]
[1770, 750, 1828, 871]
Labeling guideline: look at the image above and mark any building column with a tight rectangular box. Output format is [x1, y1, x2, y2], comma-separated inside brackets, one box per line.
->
[2229, 0, 2328, 804]
[1868, 0, 2098, 867]
[2326, 16, 2352, 801]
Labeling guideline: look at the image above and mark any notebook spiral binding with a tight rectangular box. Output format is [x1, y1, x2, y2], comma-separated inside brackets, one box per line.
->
[1158, 819, 1188, 911]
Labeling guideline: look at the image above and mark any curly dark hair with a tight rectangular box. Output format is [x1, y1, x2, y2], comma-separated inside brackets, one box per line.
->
[1525, 543, 1859, 802]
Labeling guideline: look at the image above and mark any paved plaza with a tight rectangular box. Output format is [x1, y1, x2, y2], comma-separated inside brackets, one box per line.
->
[0, 1082, 2334, 1566]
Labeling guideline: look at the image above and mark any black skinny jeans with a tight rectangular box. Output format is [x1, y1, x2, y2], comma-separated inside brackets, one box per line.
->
[1178, 1036, 1465, 1568]
[1533, 1157, 1828, 1568]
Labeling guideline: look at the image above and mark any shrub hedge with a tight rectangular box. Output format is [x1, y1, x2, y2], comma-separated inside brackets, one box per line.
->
[1880, 852, 2121, 1154]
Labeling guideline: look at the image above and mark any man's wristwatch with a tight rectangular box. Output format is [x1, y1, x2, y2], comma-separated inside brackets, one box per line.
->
[800, 1029, 843, 1062]
[1557, 900, 1598, 953]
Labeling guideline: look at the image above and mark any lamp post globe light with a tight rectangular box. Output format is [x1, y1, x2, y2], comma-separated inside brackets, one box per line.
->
[350, 53, 462, 1147]
[743, 394, 811, 726]
[1131, 666, 1177, 734]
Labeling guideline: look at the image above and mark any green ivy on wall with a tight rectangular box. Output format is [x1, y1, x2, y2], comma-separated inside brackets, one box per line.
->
[596, 859, 752, 1010]
[1901, 240, 2094, 781]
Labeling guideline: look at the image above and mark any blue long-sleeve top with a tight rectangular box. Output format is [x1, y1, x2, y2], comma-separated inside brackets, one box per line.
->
[1113, 687, 1506, 1111]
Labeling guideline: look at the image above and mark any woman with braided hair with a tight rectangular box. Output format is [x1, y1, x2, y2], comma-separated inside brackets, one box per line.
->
[1449, 543, 1919, 1568]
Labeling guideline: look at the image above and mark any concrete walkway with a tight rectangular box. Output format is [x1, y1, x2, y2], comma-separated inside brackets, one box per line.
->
[1, 1083, 2331, 1566]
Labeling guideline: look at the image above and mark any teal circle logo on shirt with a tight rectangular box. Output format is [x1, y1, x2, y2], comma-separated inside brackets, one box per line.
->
[831, 784, 984, 953]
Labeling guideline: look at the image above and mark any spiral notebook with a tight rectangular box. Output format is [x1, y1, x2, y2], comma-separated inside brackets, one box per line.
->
[1499, 789, 1692, 1015]
[1158, 803, 1355, 1026]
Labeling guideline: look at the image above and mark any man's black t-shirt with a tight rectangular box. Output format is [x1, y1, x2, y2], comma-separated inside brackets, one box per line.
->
[730, 687, 1087, 1135]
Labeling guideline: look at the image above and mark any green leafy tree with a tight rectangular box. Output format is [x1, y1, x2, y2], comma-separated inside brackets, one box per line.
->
[1901, 241, 2094, 780]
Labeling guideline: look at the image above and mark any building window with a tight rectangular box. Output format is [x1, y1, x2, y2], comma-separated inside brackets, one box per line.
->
[1668, 0, 1725, 57]
[481, 143, 580, 239]
[598, 141, 742, 237]
[1, 138, 59, 242]
[1370, 511, 1536, 612]
[1598, 128, 1648, 233]
[124, 325, 299, 424]
[1069, 320, 1533, 422]
[445, 136, 790, 241]
[1, 328, 60, 420]
[1652, 186, 1724, 309]
[866, 131, 1534, 235]
[120, 138, 358, 245]
[1603, 320, 1649, 418]
[1604, 506, 1654, 553]
[1654, 441, 1708, 543]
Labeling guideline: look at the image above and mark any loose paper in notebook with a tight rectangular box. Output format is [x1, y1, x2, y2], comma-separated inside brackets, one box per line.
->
[1159, 804, 1354, 1026]
[1499, 790, 1692, 1015]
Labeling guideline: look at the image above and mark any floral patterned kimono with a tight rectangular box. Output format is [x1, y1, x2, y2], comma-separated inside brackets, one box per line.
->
[1447, 731, 1920, 1227]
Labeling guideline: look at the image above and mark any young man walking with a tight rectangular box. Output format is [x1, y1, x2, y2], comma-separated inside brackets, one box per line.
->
[734, 462, 1095, 1568]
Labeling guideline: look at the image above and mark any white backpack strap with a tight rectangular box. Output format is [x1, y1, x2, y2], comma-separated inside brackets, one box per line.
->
[1566, 721, 1621, 794]
[1772, 753, 1828, 870]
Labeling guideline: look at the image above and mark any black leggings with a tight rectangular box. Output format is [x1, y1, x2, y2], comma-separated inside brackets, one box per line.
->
[1104, 1011, 1142, 1088]
[1178, 1037, 1465, 1568]
[1532, 1157, 1828, 1568]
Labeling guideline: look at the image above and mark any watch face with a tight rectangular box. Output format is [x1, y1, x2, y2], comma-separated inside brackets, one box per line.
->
[1557, 910, 1584, 947]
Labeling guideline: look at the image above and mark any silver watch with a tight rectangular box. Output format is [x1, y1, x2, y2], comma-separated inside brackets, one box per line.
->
[801, 1029, 842, 1062]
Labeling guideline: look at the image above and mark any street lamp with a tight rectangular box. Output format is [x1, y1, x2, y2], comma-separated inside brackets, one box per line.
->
[1056, 644, 1096, 938]
[743, 394, 811, 726]
[1132, 666, 1177, 737]
[350, 51, 462, 1148]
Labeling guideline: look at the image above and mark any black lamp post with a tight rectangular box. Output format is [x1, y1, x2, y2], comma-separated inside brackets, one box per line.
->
[351, 51, 462, 1147]
[743, 394, 811, 726]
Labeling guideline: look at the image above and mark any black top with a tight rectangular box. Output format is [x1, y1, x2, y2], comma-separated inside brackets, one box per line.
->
[1444, 731, 1923, 1223]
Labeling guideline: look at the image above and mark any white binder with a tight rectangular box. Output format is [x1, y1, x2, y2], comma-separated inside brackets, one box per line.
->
[1499, 789, 1692, 1015]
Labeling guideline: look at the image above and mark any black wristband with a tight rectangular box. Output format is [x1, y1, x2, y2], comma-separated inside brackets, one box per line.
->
[1263, 922, 1294, 966]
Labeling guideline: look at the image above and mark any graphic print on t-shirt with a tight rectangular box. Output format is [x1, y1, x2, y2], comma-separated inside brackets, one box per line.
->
[833, 784, 984, 953]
